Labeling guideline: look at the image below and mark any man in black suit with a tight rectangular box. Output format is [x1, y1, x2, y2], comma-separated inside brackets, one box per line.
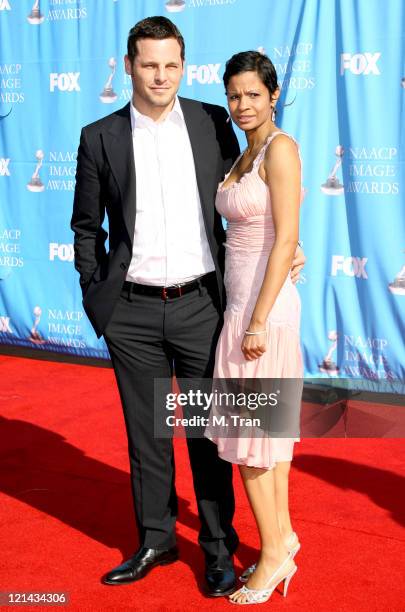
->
[71, 16, 303, 596]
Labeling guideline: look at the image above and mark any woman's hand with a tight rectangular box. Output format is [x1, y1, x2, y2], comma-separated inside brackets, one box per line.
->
[241, 321, 267, 361]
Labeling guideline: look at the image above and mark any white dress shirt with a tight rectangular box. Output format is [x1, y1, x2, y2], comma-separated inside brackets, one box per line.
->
[126, 97, 215, 286]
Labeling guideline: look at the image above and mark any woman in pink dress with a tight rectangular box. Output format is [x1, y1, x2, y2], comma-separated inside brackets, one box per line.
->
[205, 51, 303, 604]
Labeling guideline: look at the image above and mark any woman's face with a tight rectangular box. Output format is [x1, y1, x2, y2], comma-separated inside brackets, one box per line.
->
[226, 70, 277, 132]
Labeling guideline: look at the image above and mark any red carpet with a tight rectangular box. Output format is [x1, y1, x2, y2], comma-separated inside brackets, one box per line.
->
[0, 355, 404, 611]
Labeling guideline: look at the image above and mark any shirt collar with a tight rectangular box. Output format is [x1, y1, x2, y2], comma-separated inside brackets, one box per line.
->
[130, 96, 184, 132]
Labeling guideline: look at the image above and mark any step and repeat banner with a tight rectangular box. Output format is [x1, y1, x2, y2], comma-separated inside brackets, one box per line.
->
[0, 0, 404, 383]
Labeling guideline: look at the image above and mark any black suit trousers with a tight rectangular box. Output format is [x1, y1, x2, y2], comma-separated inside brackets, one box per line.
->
[103, 278, 237, 558]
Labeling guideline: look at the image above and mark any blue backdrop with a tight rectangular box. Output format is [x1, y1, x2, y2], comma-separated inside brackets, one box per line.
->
[0, 0, 404, 383]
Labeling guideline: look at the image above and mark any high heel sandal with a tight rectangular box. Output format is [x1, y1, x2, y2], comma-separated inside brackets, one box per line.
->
[239, 532, 300, 583]
[230, 555, 297, 605]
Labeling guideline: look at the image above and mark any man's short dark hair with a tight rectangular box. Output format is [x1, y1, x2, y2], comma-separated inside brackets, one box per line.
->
[127, 16, 185, 63]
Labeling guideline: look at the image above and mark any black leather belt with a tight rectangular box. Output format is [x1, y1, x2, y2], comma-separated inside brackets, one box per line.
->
[122, 272, 216, 300]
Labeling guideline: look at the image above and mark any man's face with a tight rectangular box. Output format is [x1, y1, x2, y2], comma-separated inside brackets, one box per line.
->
[125, 37, 184, 117]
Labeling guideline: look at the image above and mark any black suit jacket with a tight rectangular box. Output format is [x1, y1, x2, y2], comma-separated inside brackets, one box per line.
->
[71, 97, 240, 338]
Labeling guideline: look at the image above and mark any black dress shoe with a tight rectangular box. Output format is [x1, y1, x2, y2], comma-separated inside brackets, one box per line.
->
[205, 554, 237, 597]
[103, 546, 178, 585]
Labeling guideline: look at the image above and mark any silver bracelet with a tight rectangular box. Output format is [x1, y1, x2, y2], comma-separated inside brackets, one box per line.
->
[244, 329, 267, 335]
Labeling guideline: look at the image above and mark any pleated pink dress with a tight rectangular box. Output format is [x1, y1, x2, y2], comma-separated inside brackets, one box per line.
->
[205, 132, 303, 469]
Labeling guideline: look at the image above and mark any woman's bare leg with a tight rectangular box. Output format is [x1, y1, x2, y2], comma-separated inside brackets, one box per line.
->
[274, 460, 294, 540]
[229, 464, 294, 603]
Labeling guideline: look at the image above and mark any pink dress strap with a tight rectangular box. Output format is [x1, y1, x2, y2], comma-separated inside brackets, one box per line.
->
[253, 131, 301, 168]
